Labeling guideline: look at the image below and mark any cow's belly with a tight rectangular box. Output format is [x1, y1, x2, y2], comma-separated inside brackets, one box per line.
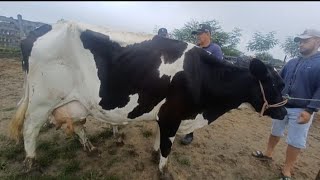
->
[89, 94, 166, 125]
[177, 114, 209, 135]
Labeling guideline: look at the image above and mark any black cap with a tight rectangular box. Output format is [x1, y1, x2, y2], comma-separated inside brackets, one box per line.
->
[191, 24, 212, 35]
[158, 28, 168, 37]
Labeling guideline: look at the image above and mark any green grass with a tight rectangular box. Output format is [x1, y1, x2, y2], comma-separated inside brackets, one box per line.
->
[0, 143, 24, 160]
[1, 107, 15, 112]
[141, 129, 153, 138]
[90, 128, 113, 143]
[106, 157, 121, 168]
[0, 47, 21, 58]
[36, 138, 81, 167]
[172, 152, 191, 166]
[177, 157, 190, 166]
[62, 160, 80, 175]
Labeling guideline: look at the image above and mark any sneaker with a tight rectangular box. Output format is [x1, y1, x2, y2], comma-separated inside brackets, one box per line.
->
[181, 132, 193, 145]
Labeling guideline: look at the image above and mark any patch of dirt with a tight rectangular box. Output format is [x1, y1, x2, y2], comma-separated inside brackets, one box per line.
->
[0, 58, 319, 179]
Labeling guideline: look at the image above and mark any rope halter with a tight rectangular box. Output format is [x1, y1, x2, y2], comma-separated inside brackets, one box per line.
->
[259, 81, 287, 117]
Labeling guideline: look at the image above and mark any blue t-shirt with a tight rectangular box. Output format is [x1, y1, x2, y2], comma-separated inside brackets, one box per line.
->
[202, 43, 223, 61]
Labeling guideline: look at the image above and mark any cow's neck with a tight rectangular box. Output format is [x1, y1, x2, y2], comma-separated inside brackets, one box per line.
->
[200, 67, 257, 122]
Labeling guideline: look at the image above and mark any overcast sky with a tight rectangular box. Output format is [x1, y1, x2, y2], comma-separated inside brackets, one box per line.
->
[1, 1, 320, 59]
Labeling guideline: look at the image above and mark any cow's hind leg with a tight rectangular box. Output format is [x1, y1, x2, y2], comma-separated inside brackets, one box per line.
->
[23, 106, 50, 172]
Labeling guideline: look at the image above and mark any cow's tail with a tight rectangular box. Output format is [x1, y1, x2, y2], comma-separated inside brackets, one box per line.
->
[9, 71, 29, 143]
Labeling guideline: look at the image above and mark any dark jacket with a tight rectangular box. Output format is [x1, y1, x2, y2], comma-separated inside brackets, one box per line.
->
[280, 52, 320, 112]
[202, 43, 223, 61]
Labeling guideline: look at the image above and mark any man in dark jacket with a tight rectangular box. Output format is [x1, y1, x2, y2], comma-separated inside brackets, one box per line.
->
[158, 28, 169, 38]
[252, 29, 320, 180]
[180, 24, 224, 145]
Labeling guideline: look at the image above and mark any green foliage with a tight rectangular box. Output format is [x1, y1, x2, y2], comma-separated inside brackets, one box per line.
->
[0, 47, 21, 58]
[170, 19, 243, 57]
[254, 52, 274, 63]
[281, 36, 300, 58]
[247, 31, 279, 52]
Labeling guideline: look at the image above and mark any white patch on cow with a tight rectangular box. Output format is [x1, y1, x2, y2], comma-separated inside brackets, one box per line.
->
[153, 126, 160, 151]
[177, 114, 208, 135]
[107, 93, 139, 119]
[237, 102, 254, 111]
[169, 136, 175, 144]
[159, 153, 168, 173]
[158, 44, 194, 81]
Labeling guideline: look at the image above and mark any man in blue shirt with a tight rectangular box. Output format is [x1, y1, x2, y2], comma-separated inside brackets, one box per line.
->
[180, 24, 224, 145]
[252, 29, 320, 180]
[192, 24, 223, 60]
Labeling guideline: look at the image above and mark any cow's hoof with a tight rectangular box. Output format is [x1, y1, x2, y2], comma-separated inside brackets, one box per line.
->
[116, 133, 124, 146]
[159, 170, 174, 180]
[23, 157, 42, 174]
[82, 140, 97, 152]
[151, 150, 160, 164]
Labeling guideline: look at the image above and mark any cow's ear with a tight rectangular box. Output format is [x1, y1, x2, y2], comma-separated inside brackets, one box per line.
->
[249, 58, 268, 80]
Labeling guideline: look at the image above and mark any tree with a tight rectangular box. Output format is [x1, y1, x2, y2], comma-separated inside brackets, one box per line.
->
[152, 25, 161, 35]
[255, 52, 274, 62]
[247, 31, 279, 52]
[281, 36, 300, 58]
[171, 19, 243, 57]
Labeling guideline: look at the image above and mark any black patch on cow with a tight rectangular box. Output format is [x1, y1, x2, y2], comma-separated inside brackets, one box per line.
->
[80, 29, 123, 108]
[80, 31, 188, 119]
[20, 24, 52, 72]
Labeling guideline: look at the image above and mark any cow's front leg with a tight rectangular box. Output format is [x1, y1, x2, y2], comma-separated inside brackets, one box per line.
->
[157, 116, 181, 180]
[152, 122, 161, 164]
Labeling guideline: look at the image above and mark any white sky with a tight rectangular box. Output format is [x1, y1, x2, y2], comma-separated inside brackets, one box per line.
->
[1, 1, 320, 59]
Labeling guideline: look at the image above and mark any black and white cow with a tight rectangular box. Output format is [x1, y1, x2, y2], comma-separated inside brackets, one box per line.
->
[9, 20, 287, 178]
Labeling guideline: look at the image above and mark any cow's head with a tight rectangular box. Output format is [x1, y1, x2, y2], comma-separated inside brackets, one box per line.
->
[249, 58, 287, 120]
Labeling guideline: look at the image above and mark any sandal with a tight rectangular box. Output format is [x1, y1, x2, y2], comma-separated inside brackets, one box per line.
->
[251, 150, 273, 161]
[279, 172, 291, 180]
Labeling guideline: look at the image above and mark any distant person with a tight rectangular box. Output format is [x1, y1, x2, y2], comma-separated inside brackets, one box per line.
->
[252, 29, 320, 180]
[180, 23, 224, 145]
[158, 28, 169, 38]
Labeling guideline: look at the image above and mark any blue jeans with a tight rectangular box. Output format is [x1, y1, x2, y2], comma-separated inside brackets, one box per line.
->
[271, 108, 314, 149]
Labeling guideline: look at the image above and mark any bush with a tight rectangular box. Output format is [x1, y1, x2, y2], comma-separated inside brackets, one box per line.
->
[0, 47, 21, 58]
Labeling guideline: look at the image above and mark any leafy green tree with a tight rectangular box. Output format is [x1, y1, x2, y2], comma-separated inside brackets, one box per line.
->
[281, 36, 300, 58]
[255, 52, 274, 62]
[247, 31, 279, 52]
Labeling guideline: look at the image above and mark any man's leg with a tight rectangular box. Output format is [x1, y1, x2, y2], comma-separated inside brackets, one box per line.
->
[265, 115, 288, 157]
[283, 108, 314, 177]
[282, 145, 301, 177]
[253, 115, 287, 159]
[265, 134, 281, 157]
[180, 132, 193, 145]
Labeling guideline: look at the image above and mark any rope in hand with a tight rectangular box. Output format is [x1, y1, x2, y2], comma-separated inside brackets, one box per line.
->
[282, 94, 320, 102]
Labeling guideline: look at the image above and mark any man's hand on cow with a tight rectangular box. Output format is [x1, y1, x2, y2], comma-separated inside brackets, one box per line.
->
[297, 111, 311, 124]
